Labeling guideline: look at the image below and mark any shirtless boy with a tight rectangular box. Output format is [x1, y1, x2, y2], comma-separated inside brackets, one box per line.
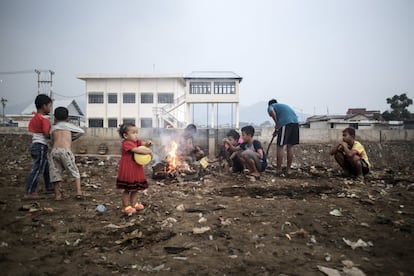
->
[49, 107, 84, 200]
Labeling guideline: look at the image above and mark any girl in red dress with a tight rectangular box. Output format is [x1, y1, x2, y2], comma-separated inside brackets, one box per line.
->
[116, 123, 153, 214]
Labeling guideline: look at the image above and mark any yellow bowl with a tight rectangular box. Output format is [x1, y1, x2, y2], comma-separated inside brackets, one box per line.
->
[134, 146, 151, 165]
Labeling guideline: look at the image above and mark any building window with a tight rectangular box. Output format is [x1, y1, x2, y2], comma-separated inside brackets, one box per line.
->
[140, 118, 153, 128]
[141, 93, 154, 103]
[158, 93, 174, 104]
[108, 93, 117, 104]
[123, 93, 136, 103]
[88, 93, 104, 103]
[214, 82, 235, 94]
[350, 123, 358, 129]
[68, 117, 80, 126]
[89, 118, 103, 128]
[123, 118, 135, 125]
[108, 118, 118, 128]
[190, 82, 211, 94]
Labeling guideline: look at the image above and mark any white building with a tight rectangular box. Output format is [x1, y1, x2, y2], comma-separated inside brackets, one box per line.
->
[78, 71, 242, 128]
[9, 99, 84, 127]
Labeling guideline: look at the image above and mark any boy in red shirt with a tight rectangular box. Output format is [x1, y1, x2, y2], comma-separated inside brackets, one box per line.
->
[24, 94, 53, 199]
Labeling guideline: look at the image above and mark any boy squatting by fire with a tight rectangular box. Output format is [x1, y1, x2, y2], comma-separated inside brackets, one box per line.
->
[238, 125, 268, 179]
[116, 123, 153, 215]
[221, 129, 243, 173]
[330, 127, 370, 182]
[178, 124, 204, 162]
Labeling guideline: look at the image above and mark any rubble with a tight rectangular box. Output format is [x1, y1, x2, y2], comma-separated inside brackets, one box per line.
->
[0, 134, 413, 275]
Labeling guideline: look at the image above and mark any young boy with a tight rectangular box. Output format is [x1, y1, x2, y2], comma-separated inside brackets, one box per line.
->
[238, 125, 267, 179]
[330, 127, 370, 181]
[222, 129, 243, 173]
[178, 124, 204, 162]
[24, 94, 54, 199]
[49, 107, 84, 200]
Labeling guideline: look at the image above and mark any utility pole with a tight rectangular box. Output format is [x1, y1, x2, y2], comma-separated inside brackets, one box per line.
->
[1, 97, 7, 126]
[35, 69, 54, 98]
[35, 69, 55, 123]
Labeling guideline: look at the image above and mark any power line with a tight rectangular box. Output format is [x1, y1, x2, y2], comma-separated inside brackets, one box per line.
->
[0, 70, 36, 75]
[53, 92, 86, 98]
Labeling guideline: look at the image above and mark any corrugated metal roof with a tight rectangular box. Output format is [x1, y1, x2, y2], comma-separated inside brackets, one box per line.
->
[77, 73, 183, 80]
[184, 71, 242, 81]
[21, 99, 84, 116]
[306, 115, 345, 122]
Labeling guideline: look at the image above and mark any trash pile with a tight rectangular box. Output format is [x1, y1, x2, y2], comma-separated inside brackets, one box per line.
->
[151, 141, 208, 181]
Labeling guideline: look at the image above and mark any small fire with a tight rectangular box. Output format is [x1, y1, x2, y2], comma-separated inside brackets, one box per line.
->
[167, 141, 179, 172]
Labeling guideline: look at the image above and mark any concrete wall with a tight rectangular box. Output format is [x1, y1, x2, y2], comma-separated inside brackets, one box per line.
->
[2, 127, 413, 152]
[1, 128, 413, 170]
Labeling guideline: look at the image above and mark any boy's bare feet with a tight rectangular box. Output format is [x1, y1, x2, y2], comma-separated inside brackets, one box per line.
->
[55, 191, 63, 201]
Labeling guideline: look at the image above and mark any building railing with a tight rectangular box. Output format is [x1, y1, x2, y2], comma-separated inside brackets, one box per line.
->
[153, 94, 186, 128]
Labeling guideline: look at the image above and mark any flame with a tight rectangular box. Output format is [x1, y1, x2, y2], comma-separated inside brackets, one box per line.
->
[167, 141, 178, 172]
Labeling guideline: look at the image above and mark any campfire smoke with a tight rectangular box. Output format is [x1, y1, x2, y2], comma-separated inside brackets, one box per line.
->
[152, 140, 198, 180]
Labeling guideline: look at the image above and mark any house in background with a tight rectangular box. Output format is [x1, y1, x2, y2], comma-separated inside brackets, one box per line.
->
[305, 108, 391, 129]
[8, 99, 84, 127]
[78, 71, 242, 129]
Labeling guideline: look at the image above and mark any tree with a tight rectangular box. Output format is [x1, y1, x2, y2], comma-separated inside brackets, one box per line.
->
[382, 93, 413, 121]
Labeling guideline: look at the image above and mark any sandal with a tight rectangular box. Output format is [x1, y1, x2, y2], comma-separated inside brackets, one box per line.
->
[23, 193, 40, 200]
[122, 206, 136, 214]
[134, 203, 144, 211]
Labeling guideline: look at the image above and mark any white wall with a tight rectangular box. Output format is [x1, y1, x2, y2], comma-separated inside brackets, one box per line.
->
[84, 77, 186, 128]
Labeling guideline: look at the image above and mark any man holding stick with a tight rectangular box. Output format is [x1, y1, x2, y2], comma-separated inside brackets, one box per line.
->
[267, 99, 299, 176]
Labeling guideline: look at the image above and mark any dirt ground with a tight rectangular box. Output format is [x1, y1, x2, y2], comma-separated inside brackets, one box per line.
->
[0, 136, 413, 276]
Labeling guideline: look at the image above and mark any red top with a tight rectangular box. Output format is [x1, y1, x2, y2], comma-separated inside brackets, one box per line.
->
[116, 140, 149, 192]
[28, 113, 51, 134]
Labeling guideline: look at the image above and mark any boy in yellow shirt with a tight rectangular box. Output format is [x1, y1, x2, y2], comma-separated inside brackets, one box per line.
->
[330, 127, 370, 181]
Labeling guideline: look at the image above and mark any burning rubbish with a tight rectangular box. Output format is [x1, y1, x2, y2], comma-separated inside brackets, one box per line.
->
[152, 141, 199, 180]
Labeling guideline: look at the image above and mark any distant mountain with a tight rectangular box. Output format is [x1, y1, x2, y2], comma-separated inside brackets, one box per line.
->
[240, 101, 269, 125]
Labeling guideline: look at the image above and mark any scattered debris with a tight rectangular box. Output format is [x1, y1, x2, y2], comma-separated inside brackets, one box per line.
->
[192, 227, 211, 234]
[19, 202, 41, 212]
[96, 204, 106, 213]
[317, 265, 367, 276]
[164, 246, 190, 254]
[160, 217, 178, 228]
[176, 204, 185, 211]
[115, 229, 143, 244]
[343, 238, 373, 250]
[329, 209, 343, 217]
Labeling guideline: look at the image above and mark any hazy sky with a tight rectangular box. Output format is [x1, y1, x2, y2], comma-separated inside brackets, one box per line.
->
[1, 0, 413, 116]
